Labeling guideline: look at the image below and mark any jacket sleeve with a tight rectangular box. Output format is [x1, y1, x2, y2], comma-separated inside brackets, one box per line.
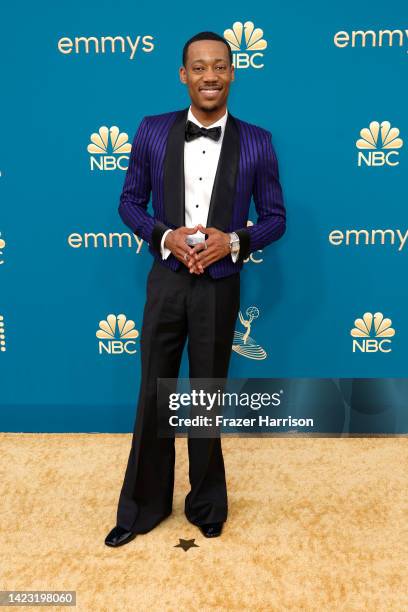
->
[234, 129, 286, 263]
[118, 116, 169, 253]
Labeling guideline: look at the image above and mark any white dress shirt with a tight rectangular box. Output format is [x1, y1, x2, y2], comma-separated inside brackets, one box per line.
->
[160, 105, 239, 262]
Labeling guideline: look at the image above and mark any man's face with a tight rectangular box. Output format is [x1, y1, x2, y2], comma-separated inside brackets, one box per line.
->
[180, 39, 234, 112]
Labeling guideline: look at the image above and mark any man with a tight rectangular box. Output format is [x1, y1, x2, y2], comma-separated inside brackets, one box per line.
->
[105, 31, 286, 547]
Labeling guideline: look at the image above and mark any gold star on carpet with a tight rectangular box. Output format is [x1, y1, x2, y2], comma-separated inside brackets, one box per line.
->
[174, 538, 199, 552]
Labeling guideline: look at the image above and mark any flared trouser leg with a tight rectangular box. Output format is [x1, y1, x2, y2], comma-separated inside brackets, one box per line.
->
[184, 269, 240, 525]
[116, 261, 188, 532]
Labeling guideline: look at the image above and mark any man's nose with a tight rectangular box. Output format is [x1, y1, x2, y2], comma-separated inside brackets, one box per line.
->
[203, 68, 218, 81]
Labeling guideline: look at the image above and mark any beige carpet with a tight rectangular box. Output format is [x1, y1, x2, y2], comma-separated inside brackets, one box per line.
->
[0, 433, 407, 611]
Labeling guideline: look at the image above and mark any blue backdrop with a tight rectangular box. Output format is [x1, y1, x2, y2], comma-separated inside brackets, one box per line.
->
[1, 1, 406, 431]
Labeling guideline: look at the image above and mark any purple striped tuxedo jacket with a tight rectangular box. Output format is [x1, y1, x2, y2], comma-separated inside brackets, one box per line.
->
[118, 106, 286, 279]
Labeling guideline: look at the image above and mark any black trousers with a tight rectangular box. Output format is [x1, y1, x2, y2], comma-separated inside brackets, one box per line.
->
[116, 258, 241, 532]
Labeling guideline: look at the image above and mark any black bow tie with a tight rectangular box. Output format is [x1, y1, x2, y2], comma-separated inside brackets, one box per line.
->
[185, 120, 222, 142]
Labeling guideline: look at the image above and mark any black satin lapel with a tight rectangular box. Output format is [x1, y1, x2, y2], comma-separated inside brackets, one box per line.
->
[206, 112, 240, 230]
[163, 107, 189, 227]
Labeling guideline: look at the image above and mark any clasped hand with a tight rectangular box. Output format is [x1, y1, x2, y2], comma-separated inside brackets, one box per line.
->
[164, 224, 230, 274]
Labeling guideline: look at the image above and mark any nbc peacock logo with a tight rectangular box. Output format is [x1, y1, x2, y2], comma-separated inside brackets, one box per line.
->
[96, 313, 139, 355]
[0, 233, 5, 265]
[351, 312, 395, 353]
[356, 121, 403, 167]
[87, 125, 132, 171]
[232, 306, 267, 360]
[223, 21, 267, 69]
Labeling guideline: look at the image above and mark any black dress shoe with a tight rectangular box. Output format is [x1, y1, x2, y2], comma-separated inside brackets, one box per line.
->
[199, 522, 224, 538]
[104, 525, 137, 547]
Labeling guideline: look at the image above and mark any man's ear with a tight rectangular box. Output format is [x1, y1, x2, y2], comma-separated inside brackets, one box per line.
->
[179, 66, 187, 84]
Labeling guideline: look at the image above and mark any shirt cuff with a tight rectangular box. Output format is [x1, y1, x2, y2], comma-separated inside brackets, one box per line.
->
[160, 229, 172, 259]
[230, 232, 240, 263]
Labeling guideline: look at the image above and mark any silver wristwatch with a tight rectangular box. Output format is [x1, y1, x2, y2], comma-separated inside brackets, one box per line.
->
[229, 232, 240, 255]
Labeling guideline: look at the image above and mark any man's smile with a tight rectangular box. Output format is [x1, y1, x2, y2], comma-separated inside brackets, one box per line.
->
[199, 85, 222, 99]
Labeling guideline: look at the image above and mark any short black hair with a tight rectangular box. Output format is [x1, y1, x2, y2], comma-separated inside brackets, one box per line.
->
[182, 31, 232, 67]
